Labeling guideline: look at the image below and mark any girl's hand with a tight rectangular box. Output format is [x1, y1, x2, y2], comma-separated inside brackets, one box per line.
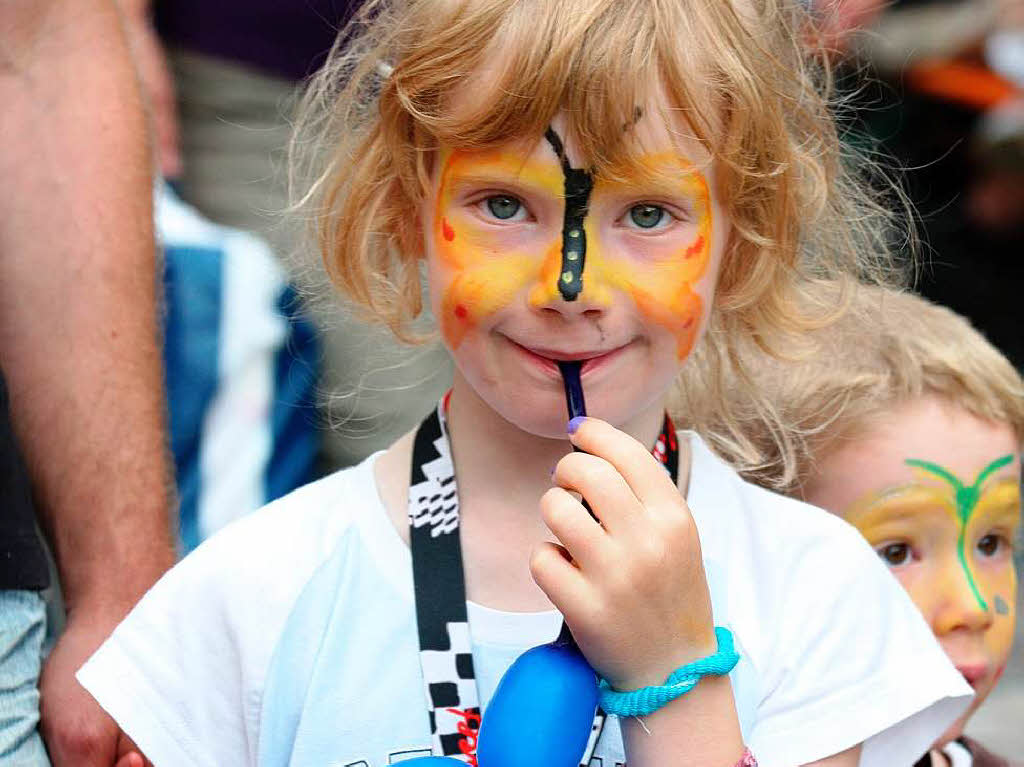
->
[530, 417, 715, 692]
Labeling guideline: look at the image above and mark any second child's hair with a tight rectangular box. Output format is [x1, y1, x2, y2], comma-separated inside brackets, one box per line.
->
[290, 0, 908, 428]
[671, 285, 1024, 493]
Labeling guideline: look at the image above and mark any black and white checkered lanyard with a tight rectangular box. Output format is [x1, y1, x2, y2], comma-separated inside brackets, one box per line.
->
[408, 395, 680, 762]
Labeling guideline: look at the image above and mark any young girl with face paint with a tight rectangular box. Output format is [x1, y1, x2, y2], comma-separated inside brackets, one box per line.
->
[77, 2, 974, 766]
[673, 286, 1024, 766]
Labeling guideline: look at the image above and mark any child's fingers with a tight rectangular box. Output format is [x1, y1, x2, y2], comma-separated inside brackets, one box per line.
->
[528, 541, 591, 618]
[552, 451, 643, 535]
[115, 732, 153, 767]
[539, 486, 612, 570]
[568, 417, 681, 511]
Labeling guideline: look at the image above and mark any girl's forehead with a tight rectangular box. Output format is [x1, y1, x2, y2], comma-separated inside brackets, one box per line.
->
[436, 106, 712, 180]
[549, 108, 710, 169]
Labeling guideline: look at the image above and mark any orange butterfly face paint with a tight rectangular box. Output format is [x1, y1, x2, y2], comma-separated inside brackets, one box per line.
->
[430, 139, 714, 362]
[525, 151, 713, 360]
[433, 147, 566, 350]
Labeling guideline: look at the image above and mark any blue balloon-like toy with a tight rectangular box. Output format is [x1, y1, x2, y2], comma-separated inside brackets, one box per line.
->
[477, 632, 599, 767]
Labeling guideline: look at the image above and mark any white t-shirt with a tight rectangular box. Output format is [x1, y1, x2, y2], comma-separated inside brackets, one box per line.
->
[78, 433, 972, 767]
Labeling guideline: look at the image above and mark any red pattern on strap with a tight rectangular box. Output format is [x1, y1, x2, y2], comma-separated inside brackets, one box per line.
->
[737, 748, 758, 766]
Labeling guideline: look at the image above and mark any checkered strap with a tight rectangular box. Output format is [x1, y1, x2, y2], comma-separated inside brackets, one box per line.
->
[409, 402, 480, 761]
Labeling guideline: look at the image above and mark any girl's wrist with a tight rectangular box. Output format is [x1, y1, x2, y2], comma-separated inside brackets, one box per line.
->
[612, 625, 718, 691]
[600, 627, 740, 718]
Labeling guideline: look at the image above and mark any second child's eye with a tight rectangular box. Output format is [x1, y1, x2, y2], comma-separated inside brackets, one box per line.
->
[628, 204, 668, 230]
[484, 195, 525, 221]
[977, 534, 1003, 558]
[877, 542, 912, 567]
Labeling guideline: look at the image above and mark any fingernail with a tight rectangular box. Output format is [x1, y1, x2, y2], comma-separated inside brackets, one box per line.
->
[567, 416, 586, 435]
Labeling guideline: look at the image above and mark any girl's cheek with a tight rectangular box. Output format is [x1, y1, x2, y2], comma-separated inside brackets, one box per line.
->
[592, 225, 712, 360]
[434, 215, 557, 349]
[898, 566, 940, 621]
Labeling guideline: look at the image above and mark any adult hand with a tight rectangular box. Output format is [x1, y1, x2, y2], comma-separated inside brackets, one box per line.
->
[39, 610, 141, 767]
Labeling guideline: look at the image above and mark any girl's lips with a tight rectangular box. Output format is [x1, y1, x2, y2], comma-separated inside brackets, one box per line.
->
[506, 338, 628, 376]
[956, 663, 989, 687]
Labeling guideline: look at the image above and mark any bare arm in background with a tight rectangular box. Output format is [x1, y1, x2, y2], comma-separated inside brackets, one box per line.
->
[0, 1, 175, 765]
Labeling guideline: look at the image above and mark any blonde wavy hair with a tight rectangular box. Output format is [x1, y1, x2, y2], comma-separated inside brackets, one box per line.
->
[671, 285, 1024, 493]
[290, 0, 909, 419]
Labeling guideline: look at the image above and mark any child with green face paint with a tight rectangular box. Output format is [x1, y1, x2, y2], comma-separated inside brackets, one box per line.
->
[674, 286, 1024, 766]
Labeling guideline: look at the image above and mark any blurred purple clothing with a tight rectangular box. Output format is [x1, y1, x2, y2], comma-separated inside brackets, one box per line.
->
[155, 0, 357, 82]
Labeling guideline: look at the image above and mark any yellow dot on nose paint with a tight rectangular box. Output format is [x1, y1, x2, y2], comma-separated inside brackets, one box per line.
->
[561, 271, 574, 283]
[567, 251, 579, 261]
[569, 229, 581, 238]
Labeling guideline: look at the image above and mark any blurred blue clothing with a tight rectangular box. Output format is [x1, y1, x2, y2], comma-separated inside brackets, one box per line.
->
[0, 590, 50, 767]
[158, 185, 319, 553]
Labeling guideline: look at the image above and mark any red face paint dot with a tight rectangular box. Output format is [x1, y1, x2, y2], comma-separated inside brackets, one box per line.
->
[681, 316, 695, 329]
[442, 218, 455, 242]
[684, 235, 705, 260]
[454, 305, 468, 319]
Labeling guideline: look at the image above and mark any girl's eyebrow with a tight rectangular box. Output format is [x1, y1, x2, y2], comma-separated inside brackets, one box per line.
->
[443, 157, 564, 194]
[598, 153, 710, 199]
[974, 478, 1023, 522]
[972, 505, 1023, 532]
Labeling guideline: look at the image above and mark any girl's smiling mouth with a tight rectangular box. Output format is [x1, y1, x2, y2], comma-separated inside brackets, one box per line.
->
[504, 336, 632, 377]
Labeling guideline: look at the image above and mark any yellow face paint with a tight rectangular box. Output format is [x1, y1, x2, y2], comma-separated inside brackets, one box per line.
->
[432, 146, 712, 359]
[842, 466, 1020, 674]
[433, 147, 566, 349]
[527, 152, 712, 359]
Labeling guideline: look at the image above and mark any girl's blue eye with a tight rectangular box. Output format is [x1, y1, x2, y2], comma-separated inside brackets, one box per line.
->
[486, 195, 523, 220]
[628, 204, 667, 229]
[877, 542, 911, 567]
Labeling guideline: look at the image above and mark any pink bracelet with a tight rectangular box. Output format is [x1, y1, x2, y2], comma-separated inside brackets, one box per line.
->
[736, 749, 758, 766]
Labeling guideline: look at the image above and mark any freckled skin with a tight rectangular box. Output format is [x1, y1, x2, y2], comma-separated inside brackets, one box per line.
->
[433, 148, 712, 359]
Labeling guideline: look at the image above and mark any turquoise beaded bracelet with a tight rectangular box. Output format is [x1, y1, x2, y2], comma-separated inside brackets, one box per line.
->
[598, 626, 740, 717]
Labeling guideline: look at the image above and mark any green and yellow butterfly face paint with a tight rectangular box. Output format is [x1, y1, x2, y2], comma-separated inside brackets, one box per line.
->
[843, 455, 1020, 656]
[903, 455, 1016, 612]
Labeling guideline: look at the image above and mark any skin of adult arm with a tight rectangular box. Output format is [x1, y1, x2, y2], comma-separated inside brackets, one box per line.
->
[118, 0, 182, 178]
[0, 1, 176, 764]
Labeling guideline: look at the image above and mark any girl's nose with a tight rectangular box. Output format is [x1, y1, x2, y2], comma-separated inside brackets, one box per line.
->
[931, 563, 993, 637]
[527, 238, 612, 319]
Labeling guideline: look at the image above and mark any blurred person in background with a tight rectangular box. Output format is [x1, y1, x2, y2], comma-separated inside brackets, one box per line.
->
[122, 0, 453, 472]
[0, 1, 175, 764]
[812, 0, 1024, 370]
